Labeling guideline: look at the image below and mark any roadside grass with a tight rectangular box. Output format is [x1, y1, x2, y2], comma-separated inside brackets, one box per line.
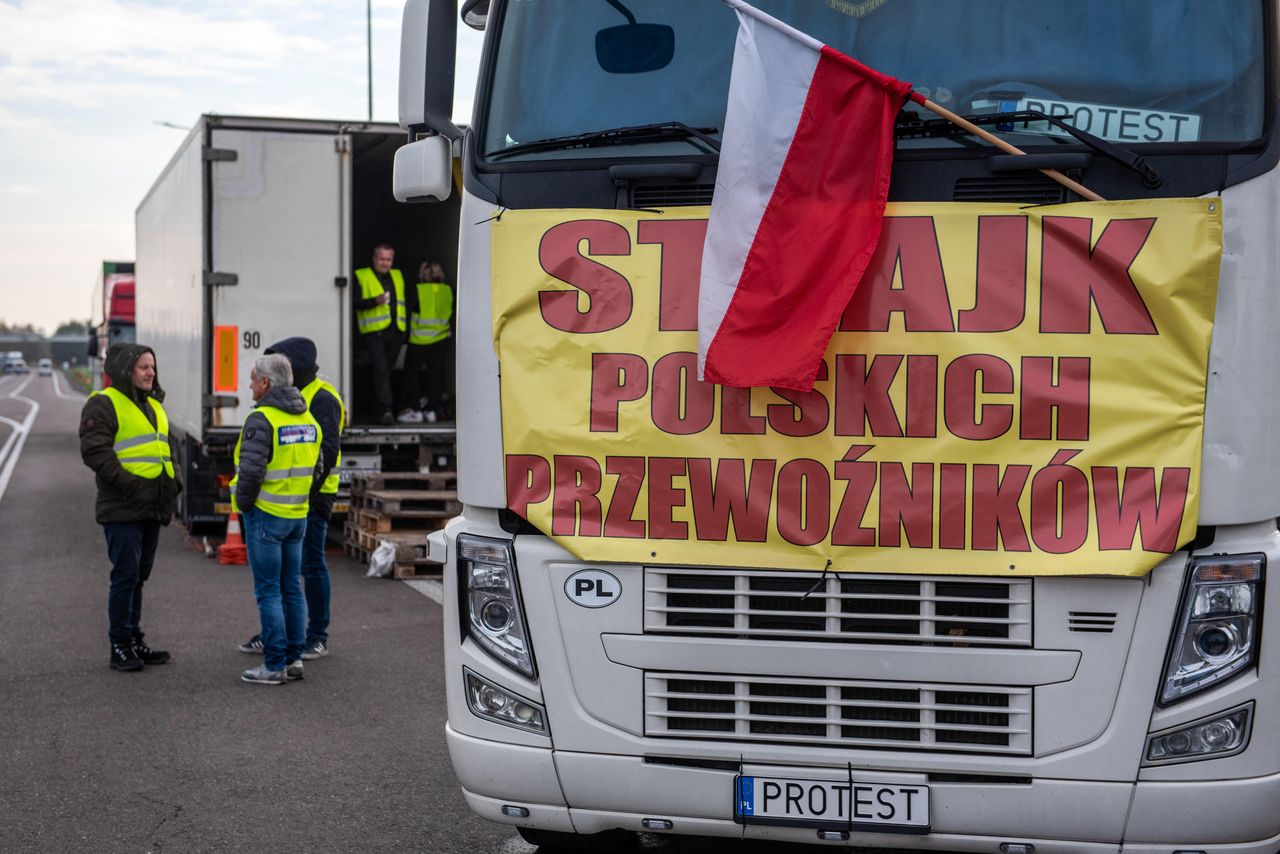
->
[66, 367, 93, 394]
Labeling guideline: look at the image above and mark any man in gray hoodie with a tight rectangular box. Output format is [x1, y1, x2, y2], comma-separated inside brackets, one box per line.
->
[239, 337, 343, 660]
[232, 353, 322, 685]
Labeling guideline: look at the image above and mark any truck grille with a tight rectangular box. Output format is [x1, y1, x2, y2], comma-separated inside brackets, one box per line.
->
[645, 674, 1032, 755]
[645, 568, 1032, 647]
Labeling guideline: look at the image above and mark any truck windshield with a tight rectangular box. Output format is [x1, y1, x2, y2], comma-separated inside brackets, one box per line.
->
[482, 0, 1265, 162]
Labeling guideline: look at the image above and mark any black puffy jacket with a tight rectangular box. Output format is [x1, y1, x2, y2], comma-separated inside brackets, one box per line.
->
[79, 343, 182, 525]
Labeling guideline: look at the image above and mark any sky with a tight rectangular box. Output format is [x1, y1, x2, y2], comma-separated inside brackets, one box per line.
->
[0, 0, 483, 333]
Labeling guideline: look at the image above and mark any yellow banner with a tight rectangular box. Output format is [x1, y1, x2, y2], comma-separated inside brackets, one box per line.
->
[492, 200, 1221, 576]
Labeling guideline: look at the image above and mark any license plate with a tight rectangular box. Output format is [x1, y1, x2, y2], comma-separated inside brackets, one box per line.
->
[735, 775, 929, 833]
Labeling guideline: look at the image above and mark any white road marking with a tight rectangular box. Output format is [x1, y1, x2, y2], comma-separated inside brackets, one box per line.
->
[0, 374, 40, 504]
[402, 577, 444, 604]
[50, 370, 86, 401]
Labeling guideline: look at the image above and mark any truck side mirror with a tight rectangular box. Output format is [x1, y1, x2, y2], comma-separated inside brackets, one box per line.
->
[399, 0, 462, 139]
[394, 135, 454, 203]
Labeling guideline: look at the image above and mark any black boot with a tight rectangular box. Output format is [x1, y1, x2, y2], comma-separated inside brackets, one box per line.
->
[110, 642, 143, 672]
[132, 638, 171, 665]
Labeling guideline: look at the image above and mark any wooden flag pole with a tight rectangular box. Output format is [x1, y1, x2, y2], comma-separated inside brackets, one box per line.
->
[919, 98, 1106, 202]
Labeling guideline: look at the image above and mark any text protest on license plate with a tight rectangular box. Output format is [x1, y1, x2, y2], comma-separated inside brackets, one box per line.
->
[735, 776, 928, 833]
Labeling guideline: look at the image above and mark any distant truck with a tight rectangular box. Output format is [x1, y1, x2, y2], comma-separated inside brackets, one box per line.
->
[134, 114, 461, 531]
[3, 352, 29, 374]
[87, 260, 136, 389]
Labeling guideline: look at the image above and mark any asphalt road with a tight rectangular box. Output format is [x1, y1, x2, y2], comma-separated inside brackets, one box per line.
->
[0, 372, 924, 854]
[0, 371, 519, 853]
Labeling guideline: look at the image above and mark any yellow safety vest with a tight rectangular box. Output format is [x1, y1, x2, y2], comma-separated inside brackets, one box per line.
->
[354, 267, 406, 334]
[409, 281, 453, 345]
[231, 406, 322, 519]
[95, 386, 174, 480]
[300, 377, 344, 495]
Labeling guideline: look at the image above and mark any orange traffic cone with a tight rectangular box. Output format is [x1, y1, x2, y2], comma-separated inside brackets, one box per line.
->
[217, 513, 248, 565]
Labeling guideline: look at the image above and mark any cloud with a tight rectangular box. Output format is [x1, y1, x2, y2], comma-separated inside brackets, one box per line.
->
[0, 0, 334, 108]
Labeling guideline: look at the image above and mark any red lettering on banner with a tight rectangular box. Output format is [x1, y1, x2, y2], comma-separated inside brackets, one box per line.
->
[832, 446, 876, 546]
[688, 458, 776, 542]
[944, 355, 1014, 440]
[506, 454, 551, 519]
[834, 354, 904, 437]
[552, 455, 602, 536]
[590, 353, 648, 432]
[1040, 217, 1158, 334]
[1030, 450, 1089, 554]
[648, 457, 688, 539]
[971, 464, 1031, 551]
[1093, 466, 1189, 552]
[938, 462, 967, 549]
[652, 352, 715, 435]
[604, 457, 646, 538]
[637, 219, 706, 332]
[1020, 356, 1090, 440]
[721, 385, 766, 435]
[906, 355, 938, 438]
[879, 462, 934, 548]
[768, 362, 830, 437]
[841, 217, 955, 332]
[538, 220, 633, 333]
[777, 459, 830, 546]
[959, 216, 1028, 332]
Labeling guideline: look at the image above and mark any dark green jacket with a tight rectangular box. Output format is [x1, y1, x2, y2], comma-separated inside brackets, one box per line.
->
[79, 343, 182, 525]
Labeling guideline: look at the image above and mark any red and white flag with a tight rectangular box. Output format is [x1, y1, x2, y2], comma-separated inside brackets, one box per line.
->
[699, 1, 921, 391]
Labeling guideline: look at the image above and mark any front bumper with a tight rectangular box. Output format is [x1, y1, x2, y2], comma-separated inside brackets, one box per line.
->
[448, 725, 1280, 853]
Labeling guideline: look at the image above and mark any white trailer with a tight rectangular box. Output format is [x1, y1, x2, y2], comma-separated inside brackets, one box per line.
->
[136, 114, 460, 529]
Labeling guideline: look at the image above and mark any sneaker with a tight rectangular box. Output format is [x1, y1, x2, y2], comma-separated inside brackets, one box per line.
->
[238, 634, 264, 655]
[241, 664, 286, 685]
[132, 639, 170, 665]
[110, 642, 144, 672]
[380, 410, 394, 426]
[422, 409, 438, 424]
[286, 660, 304, 681]
[396, 408, 424, 423]
[300, 640, 328, 660]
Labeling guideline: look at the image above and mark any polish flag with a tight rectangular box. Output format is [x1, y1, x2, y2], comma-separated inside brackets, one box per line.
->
[698, 1, 922, 391]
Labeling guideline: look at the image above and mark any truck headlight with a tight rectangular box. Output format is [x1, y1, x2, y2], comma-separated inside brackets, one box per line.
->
[464, 669, 548, 733]
[1144, 703, 1252, 765]
[458, 534, 535, 678]
[1160, 554, 1263, 704]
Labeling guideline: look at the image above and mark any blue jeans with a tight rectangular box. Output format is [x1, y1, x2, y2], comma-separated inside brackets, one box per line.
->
[103, 521, 161, 644]
[241, 508, 306, 671]
[301, 510, 330, 645]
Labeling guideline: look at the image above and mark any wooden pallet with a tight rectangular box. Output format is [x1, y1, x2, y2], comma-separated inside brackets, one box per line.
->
[350, 471, 457, 497]
[394, 560, 442, 579]
[359, 489, 461, 515]
[350, 506, 451, 534]
[352, 527, 437, 558]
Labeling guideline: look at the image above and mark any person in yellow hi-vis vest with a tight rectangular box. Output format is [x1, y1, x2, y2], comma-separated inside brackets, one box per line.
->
[79, 343, 182, 673]
[402, 260, 454, 423]
[231, 353, 322, 686]
[238, 337, 343, 662]
[353, 243, 407, 425]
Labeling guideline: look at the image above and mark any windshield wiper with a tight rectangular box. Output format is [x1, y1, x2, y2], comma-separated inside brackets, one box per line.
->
[488, 121, 720, 160]
[896, 109, 1162, 189]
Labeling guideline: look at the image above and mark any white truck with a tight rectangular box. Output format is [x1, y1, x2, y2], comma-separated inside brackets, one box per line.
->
[135, 115, 460, 529]
[396, 2, 1280, 851]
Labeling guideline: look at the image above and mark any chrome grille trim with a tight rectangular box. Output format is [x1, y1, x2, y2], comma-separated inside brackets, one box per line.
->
[645, 568, 1033, 647]
[645, 673, 1033, 755]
